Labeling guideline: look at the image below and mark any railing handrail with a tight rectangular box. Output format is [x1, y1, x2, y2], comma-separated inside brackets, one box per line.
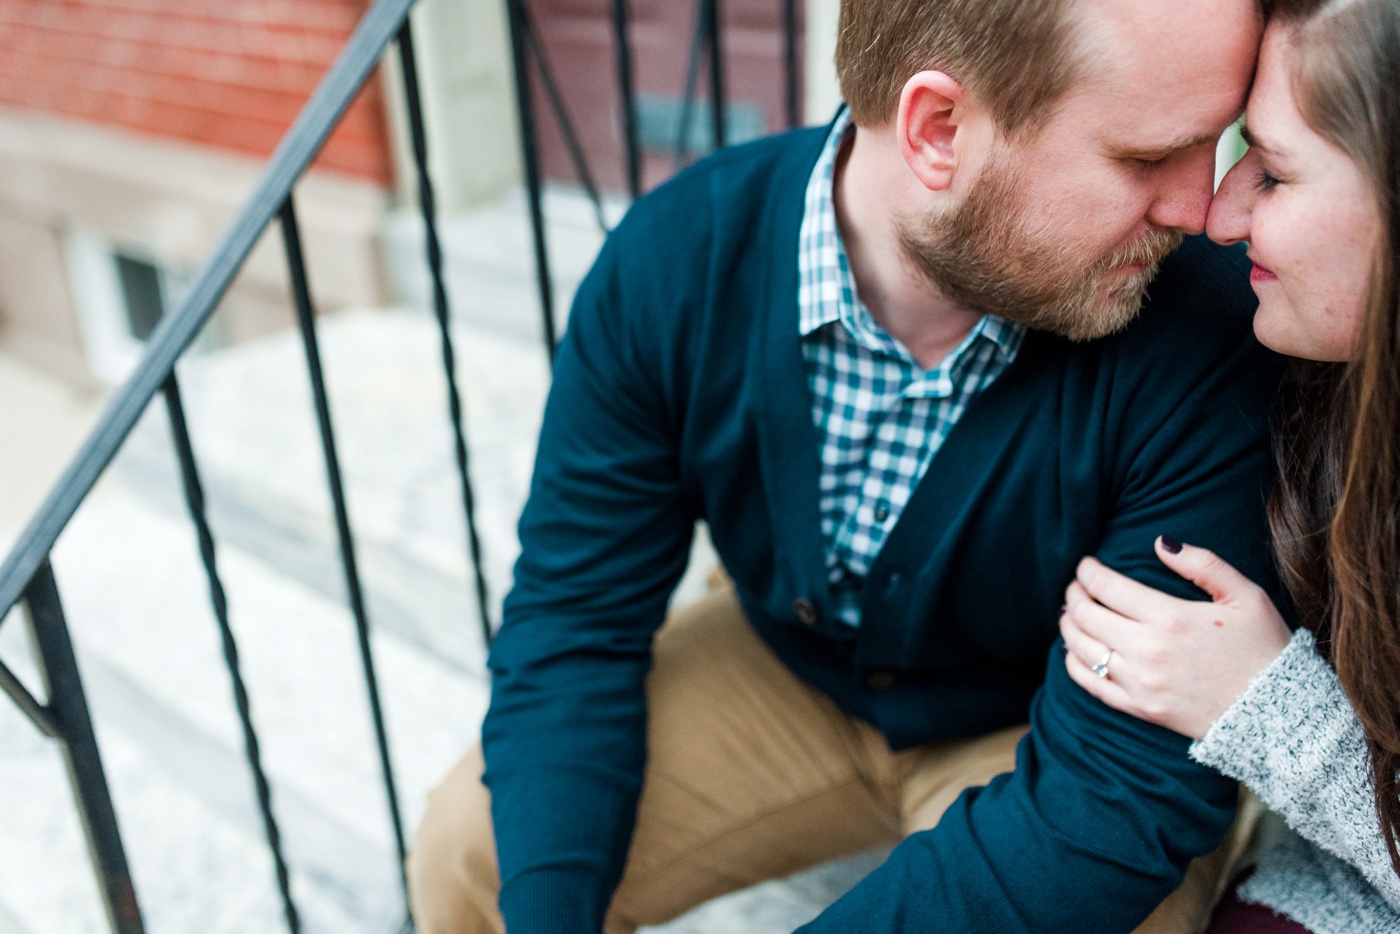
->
[0, 0, 416, 622]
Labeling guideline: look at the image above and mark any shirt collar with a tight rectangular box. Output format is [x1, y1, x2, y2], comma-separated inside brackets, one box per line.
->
[973, 315, 1026, 365]
[797, 109, 855, 337]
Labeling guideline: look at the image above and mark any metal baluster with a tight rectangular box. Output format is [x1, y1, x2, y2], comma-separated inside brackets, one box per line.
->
[611, 0, 642, 199]
[396, 21, 495, 651]
[783, 0, 799, 129]
[0, 641, 60, 738]
[160, 375, 300, 933]
[520, 11, 609, 231]
[0, 0, 420, 630]
[674, 0, 709, 169]
[23, 561, 144, 933]
[505, 0, 559, 364]
[708, 0, 727, 150]
[277, 196, 410, 899]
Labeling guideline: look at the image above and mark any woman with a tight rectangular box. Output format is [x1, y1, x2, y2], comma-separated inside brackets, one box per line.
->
[1059, 0, 1400, 931]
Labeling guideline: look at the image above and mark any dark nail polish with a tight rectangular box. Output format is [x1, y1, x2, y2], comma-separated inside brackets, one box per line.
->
[1160, 536, 1183, 554]
[1061, 645, 1070, 657]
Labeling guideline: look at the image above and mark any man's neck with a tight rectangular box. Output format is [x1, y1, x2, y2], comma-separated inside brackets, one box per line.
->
[833, 126, 984, 371]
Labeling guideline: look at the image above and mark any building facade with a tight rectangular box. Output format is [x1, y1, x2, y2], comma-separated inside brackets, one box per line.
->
[0, 0, 837, 385]
[0, 0, 401, 384]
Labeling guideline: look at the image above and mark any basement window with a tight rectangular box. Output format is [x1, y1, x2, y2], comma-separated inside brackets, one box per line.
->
[65, 230, 198, 384]
[114, 253, 167, 342]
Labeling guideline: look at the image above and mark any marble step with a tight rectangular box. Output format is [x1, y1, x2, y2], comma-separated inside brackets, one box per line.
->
[382, 185, 628, 344]
[0, 480, 465, 932]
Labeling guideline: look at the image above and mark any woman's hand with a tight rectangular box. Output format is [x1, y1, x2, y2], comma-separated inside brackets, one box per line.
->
[1059, 537, 1293, 740]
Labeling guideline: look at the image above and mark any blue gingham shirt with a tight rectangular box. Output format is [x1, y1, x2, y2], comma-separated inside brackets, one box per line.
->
[799, 110, 1025, 627]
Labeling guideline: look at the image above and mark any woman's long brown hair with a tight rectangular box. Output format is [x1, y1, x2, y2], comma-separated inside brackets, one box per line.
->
[1267, 0, 1400, 877]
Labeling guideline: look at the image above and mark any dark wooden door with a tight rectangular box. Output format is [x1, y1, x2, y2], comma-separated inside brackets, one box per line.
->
[527, 0, 804, 193]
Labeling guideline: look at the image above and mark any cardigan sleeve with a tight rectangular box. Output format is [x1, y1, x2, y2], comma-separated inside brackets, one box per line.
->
[799, 643, 1241, 934]
[1191, 628, 1400, 911]
[480, 220, 699, 933]
[800, 240, 1283, 933]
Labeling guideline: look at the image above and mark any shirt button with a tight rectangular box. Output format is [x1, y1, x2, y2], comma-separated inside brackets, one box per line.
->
[792, 598, 819, 625]
[866, 669, 898, 691]
[874, 500, 890, 523]
[883, 571, 904, 597]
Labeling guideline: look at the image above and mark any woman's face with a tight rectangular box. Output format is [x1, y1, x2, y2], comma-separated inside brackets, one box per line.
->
[1207, 23, 1382, 362]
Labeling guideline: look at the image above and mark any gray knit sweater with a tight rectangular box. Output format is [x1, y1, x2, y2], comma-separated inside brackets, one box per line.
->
[1191, 629, 1400, 932]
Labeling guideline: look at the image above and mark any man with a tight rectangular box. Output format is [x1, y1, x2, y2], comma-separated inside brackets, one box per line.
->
[409, 0, 1284, 930]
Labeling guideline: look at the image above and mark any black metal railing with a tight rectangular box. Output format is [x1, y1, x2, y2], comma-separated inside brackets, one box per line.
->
[0, 0, 472, 929]
[0, 0, 803, 930]
[506, 0, 805, 360]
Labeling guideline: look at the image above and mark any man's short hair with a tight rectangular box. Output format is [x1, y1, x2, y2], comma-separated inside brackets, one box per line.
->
[835, 0, 1086, 136]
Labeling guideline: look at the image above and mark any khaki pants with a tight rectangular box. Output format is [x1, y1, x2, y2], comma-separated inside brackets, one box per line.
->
[408, 585, 1255, 934]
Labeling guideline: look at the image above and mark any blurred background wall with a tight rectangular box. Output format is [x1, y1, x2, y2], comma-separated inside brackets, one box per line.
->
[0, 0, 396, 385]
[0, 0, 838, 388]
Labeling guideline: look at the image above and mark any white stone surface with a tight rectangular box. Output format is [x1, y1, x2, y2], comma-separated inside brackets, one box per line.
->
[382, 185, 626, 344]
[0, 352, 105, 534]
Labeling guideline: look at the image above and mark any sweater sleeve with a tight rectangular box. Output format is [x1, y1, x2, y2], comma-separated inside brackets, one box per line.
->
[1191, 628, 1400, 911]
[480, 221, 698, 933]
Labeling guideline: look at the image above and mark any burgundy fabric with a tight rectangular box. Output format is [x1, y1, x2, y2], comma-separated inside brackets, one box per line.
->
[1206, 895, 1316, 934]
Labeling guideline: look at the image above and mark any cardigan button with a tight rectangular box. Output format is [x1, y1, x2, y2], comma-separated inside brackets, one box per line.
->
[883, 571, 905, 596]
[865, 669, 899, 691]
[792, 598, 819, 625]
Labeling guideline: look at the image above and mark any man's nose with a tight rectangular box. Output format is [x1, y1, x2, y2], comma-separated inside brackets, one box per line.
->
[1145, 149, 1218, 236]
[1206, 154, 1256, 247]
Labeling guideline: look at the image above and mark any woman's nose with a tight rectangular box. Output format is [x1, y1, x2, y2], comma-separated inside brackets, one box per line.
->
[1206, 150, 1258, 247]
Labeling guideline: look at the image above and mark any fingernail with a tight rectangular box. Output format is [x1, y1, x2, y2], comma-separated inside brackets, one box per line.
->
[1061, 645, 1070, 657]
[1160, 536, 1183, 554]
[1060, 604, 1068, 613]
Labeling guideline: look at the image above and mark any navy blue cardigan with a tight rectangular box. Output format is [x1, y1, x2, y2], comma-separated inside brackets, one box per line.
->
[482, 126, 1286, 933]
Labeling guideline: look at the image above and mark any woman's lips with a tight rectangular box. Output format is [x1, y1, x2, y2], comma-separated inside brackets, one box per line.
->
[1250, 261, 1278, 284]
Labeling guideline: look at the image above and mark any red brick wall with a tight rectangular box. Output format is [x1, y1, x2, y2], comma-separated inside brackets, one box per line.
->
[0, 0, 393, 185]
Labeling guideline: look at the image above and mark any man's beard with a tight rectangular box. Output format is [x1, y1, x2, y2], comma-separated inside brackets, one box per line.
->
[899, 155, 1183, 342]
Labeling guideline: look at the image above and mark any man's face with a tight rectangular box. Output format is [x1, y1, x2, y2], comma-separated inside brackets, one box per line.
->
[901, 0, 1262, 341]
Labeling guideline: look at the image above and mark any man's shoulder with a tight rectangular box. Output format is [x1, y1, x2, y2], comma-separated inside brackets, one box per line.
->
[563, 126, 828, 371]
[611, 125, 828, 248]
[1150, 234, 1255, 317]
[1105, 235, 1260, 359]
[1078, 235, 1282, 448]
[1040, 235, 1283, 447]
[574, 125, 827, 341]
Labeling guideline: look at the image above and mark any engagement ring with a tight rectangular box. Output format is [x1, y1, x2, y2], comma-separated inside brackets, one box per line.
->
[1091, 650, 1115, 679]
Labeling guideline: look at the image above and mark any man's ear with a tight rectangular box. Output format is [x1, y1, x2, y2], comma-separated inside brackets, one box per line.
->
[897, 71, 969, 193]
